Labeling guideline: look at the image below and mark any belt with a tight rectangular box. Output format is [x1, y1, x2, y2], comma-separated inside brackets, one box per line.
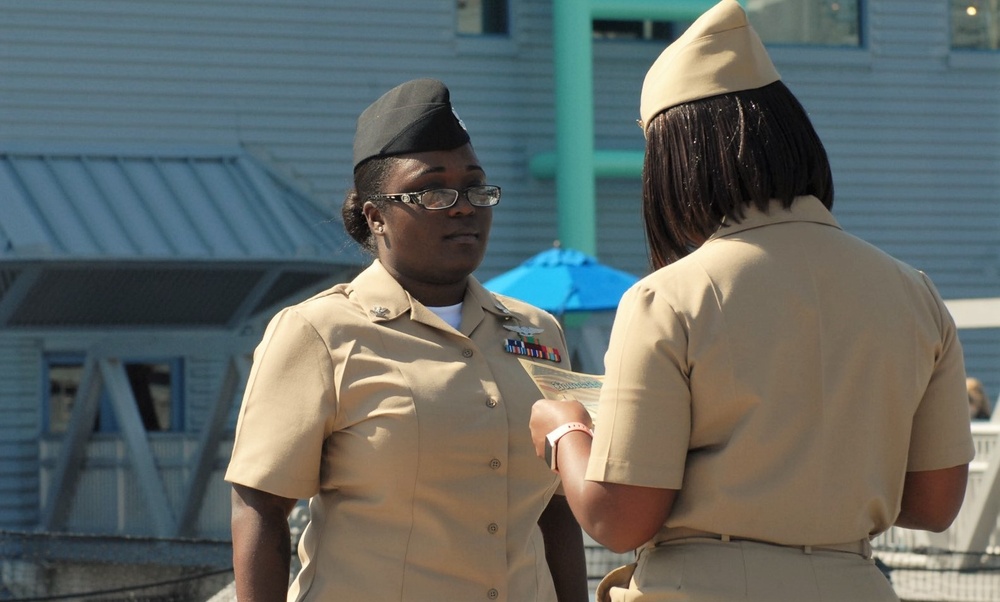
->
[642, 527, 873, 559]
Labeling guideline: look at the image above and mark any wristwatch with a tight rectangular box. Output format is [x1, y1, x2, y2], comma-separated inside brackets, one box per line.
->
[544, 422, 594, 472]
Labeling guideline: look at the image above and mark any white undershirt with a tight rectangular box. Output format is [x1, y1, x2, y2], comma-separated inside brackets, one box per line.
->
[428, 302, 463, 330]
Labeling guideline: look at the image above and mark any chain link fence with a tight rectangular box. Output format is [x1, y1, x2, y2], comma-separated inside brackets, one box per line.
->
[0, 531, 232, 601]
[3, 530, 1000, 602]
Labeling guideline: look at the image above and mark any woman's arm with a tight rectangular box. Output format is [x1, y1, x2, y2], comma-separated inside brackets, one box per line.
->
[231, 483, 299, 602]
[538, 494, 589, 602]
[531, 399, 678, 553]
[895, 464, 968, 532]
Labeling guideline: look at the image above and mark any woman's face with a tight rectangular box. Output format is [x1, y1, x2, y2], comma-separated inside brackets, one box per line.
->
[364, 144, 493, 305]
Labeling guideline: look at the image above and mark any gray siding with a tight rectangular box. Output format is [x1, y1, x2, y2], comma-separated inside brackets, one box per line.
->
[0, 338, 41, 528]
[0, 0, 569, 273]
[2, 0, 1000, 531]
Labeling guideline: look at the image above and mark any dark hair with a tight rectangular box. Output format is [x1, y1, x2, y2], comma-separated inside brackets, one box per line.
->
[341, 156, 399, 254]
[642, 80, 833, 270]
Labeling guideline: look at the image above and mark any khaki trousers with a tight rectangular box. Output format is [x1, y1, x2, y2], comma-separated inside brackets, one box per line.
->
[598, 538, 898, 602]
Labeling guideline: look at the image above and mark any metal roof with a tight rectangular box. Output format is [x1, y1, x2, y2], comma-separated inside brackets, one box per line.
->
[0, 145, 359, 262]
[0, 146, 366, 329]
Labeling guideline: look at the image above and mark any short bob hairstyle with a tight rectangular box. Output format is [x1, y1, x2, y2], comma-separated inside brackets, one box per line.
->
[642, 80, 833, 270]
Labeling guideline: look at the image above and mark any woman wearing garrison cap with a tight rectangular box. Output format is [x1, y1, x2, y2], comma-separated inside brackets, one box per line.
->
[226, 78, 588, 601]
[529, 1, 974, 600]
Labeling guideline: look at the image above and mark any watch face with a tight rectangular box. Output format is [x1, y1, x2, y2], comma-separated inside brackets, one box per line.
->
[544, 438, 555, 470]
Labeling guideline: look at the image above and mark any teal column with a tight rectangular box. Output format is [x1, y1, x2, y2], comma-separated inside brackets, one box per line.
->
[552, 0, 596, 255]
[545, 0, 721, 256]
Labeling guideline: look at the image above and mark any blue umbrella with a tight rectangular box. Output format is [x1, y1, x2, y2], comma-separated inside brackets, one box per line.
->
[483, 246, 639, 315]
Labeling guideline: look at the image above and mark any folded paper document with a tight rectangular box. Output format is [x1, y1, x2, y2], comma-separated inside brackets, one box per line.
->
[519, 358, 602, 421]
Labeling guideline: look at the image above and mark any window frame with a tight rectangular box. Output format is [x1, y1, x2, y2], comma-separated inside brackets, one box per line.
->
[43, 354, 185, 435]
[746, 0, 864, 49]
[456, 0, 511, 37]
[951, 0, 1000, 51]
[589, 1, 865, 49]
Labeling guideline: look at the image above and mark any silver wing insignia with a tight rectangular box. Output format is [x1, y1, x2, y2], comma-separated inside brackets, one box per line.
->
[503, 324, 545, 337]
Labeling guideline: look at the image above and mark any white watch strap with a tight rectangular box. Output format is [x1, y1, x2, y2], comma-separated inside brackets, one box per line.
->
[545, 422, 593, 471]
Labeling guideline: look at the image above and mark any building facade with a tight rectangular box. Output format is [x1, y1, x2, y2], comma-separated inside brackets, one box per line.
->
[1, 0, 999, 545]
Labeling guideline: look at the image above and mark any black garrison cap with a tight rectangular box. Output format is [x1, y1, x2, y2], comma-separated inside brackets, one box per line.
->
[353, 78, 471, 171]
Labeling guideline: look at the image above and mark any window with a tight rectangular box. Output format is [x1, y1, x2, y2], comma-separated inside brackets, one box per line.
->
[48, 362, 83, 433]
[457, 0, 508, 35]
[952, 0, 1000, 50]
[46, 355, 183, 434]
[593, 20, 690, 42]
[746, 0, 860, 46]
[590, 1, 860, 47]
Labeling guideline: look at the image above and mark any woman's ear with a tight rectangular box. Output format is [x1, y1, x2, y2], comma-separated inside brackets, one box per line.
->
[363, 201, 385, 234]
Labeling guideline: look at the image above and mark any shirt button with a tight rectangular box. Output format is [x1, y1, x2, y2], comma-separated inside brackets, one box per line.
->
[487, 588, 499, 600]
[489, 458, 501, 469]
[462, 348, 474, 358]
[487, 522, 499, 534]
[486, 398, 498, 408]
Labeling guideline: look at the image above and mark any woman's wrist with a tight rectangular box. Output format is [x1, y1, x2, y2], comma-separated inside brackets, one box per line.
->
[544, 422, 594, 472]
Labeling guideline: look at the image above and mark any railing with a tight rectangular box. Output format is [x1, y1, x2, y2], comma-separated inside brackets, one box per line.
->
[973, 423, 1000, 463]
[38, 435, 234, 540]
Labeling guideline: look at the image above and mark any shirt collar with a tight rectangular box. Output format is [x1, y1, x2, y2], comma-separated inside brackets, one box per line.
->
[350, 260, 515, 331]
[706, 195, 840, 243]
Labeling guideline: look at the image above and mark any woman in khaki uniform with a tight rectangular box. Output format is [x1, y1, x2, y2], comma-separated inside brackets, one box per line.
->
[529, 2, 974, 601]
[227, 79, 588, 602]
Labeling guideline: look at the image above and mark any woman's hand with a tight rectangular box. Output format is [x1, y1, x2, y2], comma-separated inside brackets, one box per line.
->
[530, 397, 676, 552]
[529, 398, 593, 459]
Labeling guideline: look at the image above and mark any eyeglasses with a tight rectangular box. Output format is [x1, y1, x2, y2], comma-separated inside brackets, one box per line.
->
[369, 185, 501, 210]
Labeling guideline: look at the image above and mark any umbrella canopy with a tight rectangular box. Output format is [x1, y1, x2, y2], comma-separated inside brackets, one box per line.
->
[483, 247, 640, 314]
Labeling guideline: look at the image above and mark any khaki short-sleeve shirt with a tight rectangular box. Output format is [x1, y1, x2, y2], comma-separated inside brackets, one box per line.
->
[226, 261, 570, 602]
[586, 196, 975, 546]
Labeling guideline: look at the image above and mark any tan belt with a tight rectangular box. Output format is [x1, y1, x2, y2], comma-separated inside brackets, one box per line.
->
[642, 527, 873, 559]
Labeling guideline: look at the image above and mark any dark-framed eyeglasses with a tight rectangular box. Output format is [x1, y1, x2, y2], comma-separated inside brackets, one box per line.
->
[369, 185, 501, 210]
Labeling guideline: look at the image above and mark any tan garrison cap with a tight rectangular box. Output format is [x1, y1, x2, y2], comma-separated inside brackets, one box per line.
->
[639, 0, 780, 133]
